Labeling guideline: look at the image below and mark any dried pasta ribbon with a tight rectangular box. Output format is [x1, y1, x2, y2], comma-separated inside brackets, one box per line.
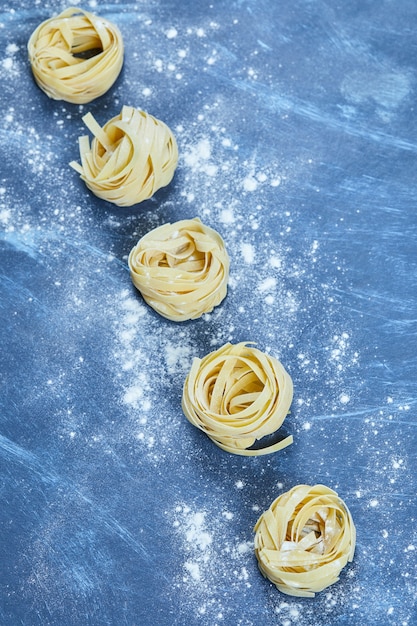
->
[182, 341, 293, 455]
[254, 484, 356, 597]
[70, 106, 178, 206]
[27, 7, 124, 103]
[128, 218, 229, 321]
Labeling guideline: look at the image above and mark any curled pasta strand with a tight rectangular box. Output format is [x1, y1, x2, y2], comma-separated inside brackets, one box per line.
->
[182, 342, 293, 455]
[28, 7, 124, 103]
[70, 106, 178, 206]
[128, 218, 229, 321]
[254, 484, 356, 597]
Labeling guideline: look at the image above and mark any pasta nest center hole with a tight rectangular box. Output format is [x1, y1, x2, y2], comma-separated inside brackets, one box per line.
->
[203, 357, 267, 417]
[156, 238, 207, 277]
[68, 30, 104, 60]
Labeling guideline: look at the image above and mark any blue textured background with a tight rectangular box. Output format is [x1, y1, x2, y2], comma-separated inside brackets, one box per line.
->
[1, 1, 416, 625]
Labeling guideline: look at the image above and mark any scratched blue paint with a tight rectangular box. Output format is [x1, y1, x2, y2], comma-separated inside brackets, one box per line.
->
[1, 1, 416, 625]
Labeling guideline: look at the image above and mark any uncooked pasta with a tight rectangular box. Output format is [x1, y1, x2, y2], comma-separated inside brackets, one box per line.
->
[70, 106, 178, 206]
[27, 7, 124, 104]
[254, 484, 356, 597]
[182, 341, 293, 455]
[128, 218, 229, 321]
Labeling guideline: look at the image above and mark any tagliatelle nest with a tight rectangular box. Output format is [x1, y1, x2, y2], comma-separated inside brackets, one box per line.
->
[182, 341, 293, 455]
[70, 106, 178, 206]
[128, 218, 229, 321]
[254, 484, 356, 597]
[27, 7, 124, 103]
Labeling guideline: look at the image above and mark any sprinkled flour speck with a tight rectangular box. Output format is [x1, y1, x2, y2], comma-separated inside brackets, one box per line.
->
[2, 57, 13, 71]
[184, 561, 201, 581]
[0, 208, 11, 223]
[219, 208, 235, 224]
[269, 255, 282, 269]
[258, 276, 277, 293]
[240, 242, 255, 264]
[123, 384, 144, 408]
[185, 512, 212, 550]
[165, 340, 193, 375]
[236, 541, 252, 555]
[6, 42, 19, 55]
[166, 27, 178, 39]
[184, 137, 218, 177]
[243, 176, 258, 192]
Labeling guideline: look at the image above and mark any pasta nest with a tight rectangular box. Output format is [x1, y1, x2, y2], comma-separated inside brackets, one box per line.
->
[128, 218, 229, 321]
[27, 7, 124, 104]
[70, 106, 178, 206]
[254, 484, 356, 597]
[182, 341, 293, 455]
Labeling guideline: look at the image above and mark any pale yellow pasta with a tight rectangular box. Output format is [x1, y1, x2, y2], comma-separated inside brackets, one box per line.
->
[128, 218, 229, 321]
[254, 484, 356, 597]
[27, 7, 124, 104]
[182, 341, 293, 455]
[70, 106, 178, 206]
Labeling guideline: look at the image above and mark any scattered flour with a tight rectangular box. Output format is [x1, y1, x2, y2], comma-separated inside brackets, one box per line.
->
[1, 6, 413, 626]
[183, 137, 218, 177]
[240, 242, 255, 264]
[164, 341, 193, 375]
[170, 502, 258, 622]
[166, 27, 178, 39]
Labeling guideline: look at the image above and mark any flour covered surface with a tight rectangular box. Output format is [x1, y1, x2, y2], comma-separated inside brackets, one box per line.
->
[1, 1, 416, 626]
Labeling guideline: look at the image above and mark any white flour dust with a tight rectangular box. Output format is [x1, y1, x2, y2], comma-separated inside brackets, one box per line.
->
[170, 502, 256, 624]
[3, 5, 412, 625]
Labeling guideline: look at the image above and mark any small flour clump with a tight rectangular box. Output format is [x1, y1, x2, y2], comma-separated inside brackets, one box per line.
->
[172, 504, 220, 618]
[184, 137, 218, 177]
[110, 290, 160, 450]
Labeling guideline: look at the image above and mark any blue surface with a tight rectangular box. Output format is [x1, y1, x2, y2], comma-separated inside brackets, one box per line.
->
[1, 1, 416, 625]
